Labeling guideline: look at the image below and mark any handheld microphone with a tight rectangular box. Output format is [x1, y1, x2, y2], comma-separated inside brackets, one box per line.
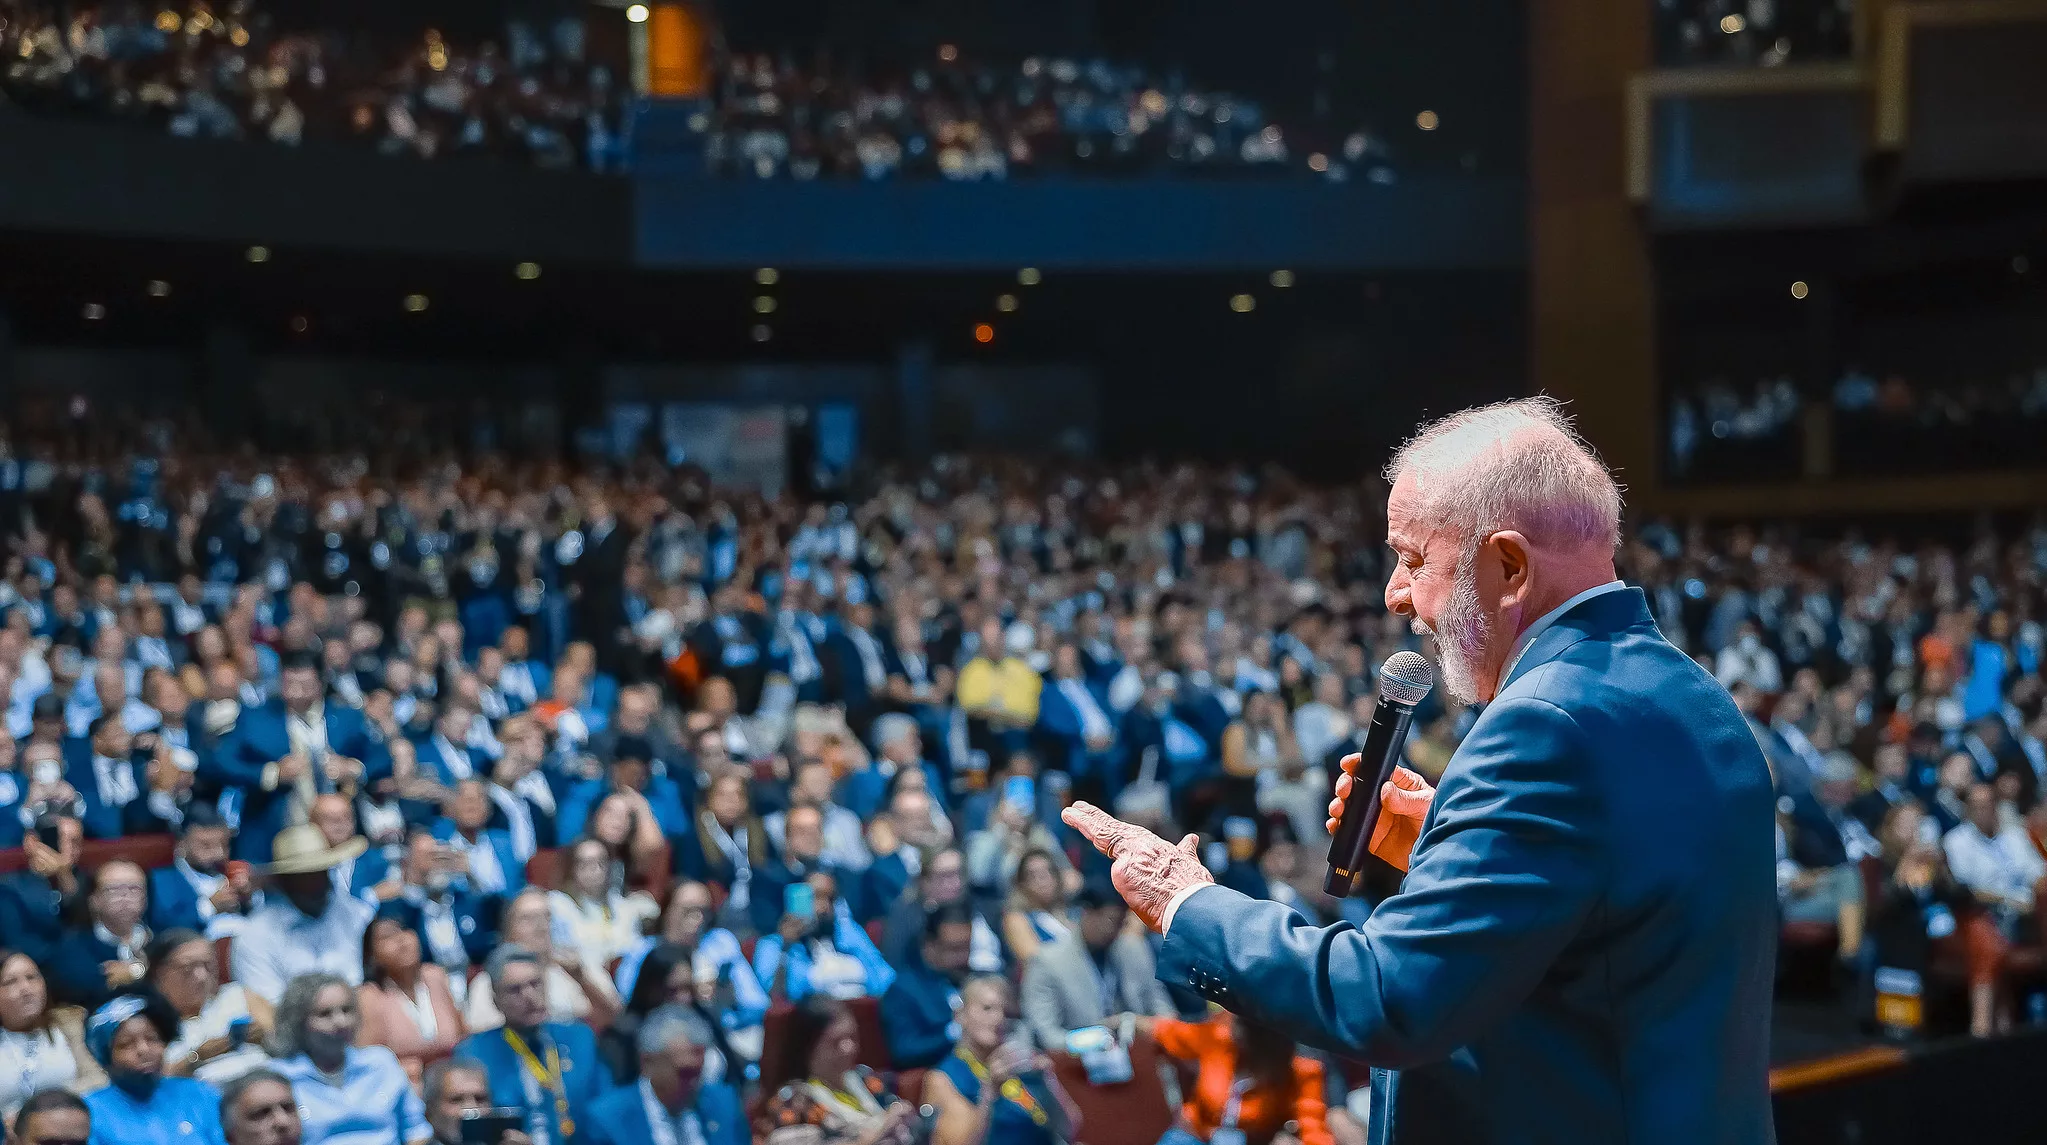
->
[1324, 651, 1435, 897]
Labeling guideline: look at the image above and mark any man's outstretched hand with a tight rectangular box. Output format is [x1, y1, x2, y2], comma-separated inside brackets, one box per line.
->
[1061, 801, 1213, 932]
[1326, 754, 1435, 873]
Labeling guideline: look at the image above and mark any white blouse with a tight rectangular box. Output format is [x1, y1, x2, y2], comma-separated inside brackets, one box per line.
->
[0, 1025, 82, 1119]
[548, 889, 660, 968]
[166, 984, 271, 1086]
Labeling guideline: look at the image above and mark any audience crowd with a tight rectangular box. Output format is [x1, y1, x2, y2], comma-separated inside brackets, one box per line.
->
[700, 51, 1395, 184]
[1669, 364, 2047, 481]
[0, 0, 1393, 183]
[6, 407, 2047, 1143]
[0, 0, 627, 170]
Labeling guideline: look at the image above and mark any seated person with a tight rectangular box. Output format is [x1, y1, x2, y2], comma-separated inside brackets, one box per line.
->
[1142, 1011, 1334, 1145]
[752, 804, 861, 936]
[0, 808, 85, 966]
[1776, 753, 1870, 963]
[422, 1060, 531, 1145]
[615, 881, 767, 1063]
[376, 828, 499, 998]
[14, 1091, 95, 1145]
[586, 1005, 747, 1145]
[1019, 880, 1174, 1050]
[432, 780, 526, 899]
[549, 837, 662, 970]
[0, 948, 105, 1115]
[880, 847, 1003, 975]
[49, 860, 153, 1009]
[752, 869, 896, 1002]
[269, 972, 429, 1145]
[145, 929, 273, 1086]
[756, 995, 921, 1145]
[1000, 849, 1074, 968]
[673, 774, 770, 929]
[80, 992, 229, 1145]
[466, 887, 620, 1032]
[928, 975, 1076, 1145]
[880, 903, 976, 1069]
[148, 804, 256, 937]
[1943, 782, 2045, 934]
[356, 907, 468, 1085]
[765, 760, 873, 872]
[559, 735, 691, 841]
[454, 946, 615, 1145]
[218, 1070, 305, 1145]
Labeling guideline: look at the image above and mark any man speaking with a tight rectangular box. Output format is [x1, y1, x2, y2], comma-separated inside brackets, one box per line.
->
[1063, 398, 1777, 1145]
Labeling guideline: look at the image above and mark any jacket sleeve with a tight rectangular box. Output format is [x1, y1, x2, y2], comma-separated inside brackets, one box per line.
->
[1018, 951, 1067, 1051]
[1156, 696, 1605, 1068]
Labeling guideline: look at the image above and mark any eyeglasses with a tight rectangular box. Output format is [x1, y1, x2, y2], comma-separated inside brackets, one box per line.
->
[98, 885, 146, 899]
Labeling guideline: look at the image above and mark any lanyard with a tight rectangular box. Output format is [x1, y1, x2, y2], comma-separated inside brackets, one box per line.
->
[639, 1079, 706, 1145]
[956, 1047, 1049, 1127]
[506, 1029, 574, 1141]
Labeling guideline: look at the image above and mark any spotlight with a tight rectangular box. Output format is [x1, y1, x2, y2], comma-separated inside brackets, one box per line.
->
[1229, 294, 1255, 313]
[754, 296, 778, 314]
[1790, 281, 1809, 300]
[1017, 268, 1042, 286]
[245, 245, 271, 263]
[974, 323, 995, 343]
[1415, 110, 1439, 132]
[751, 324, 773, 342]
[755, 267, 779, 285]
[626, 4, 650, 23]
[996, 294, 1019, 312]
[82, 303, 106, 321]
[1269, 270, 1294, 288]
[403, 293, 430, 312]
[514, 262, 542, 280]
[145, 280, 171, 298]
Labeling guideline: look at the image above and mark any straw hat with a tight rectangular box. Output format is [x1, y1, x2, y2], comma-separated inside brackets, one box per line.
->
[261, 824, 367, 875]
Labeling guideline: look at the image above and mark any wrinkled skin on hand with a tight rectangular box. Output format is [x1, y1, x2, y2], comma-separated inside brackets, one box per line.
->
[1060, 801, 1213, 931]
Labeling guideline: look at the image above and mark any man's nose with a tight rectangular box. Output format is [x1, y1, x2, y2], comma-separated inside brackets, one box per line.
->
[1385, 575, 1413, 617]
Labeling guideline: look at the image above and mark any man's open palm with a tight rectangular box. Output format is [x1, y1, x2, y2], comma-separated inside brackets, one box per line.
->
[1061, 801, 1212, 931]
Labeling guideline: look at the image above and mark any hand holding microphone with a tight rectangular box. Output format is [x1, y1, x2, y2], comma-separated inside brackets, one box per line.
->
[1324, 652, 1437, 893]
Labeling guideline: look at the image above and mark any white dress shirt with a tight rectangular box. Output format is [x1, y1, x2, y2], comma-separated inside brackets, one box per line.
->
[1944, 821, 2047, 909]
[231, 892, 375, 1005]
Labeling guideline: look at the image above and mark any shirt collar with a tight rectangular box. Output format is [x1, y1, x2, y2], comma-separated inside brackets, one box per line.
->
[1501, 581, 1628, 684]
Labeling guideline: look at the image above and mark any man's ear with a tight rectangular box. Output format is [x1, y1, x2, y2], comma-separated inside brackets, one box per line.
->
[1485, 530, 1533, 609]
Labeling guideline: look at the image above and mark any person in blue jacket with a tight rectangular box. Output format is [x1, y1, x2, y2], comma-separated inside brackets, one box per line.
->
[879, 902, 973, 1069]
[455, 945, 615, 1145]
[205, 653, 389, 863]
[584, 1005, 746, 1145]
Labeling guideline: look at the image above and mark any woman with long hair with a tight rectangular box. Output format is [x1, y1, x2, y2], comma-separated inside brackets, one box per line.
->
[1141, 1012, 1334, 1145]
[548, 837, 661, 970]
[596, 940, 743, 1086]
[268, 973, 424, 1145]
[465, 887, 620, 1031]
[927, 975, 1076, 1145]
[354, 909, 466, 1083]
[614, 880, 768, 1064]
[0, 949, 104, 1118]
[1000, 849, 1073, 966]
[588, 789, 669, 890]
[143, 929, 272, 1085]
[754, 995, 919, 1145]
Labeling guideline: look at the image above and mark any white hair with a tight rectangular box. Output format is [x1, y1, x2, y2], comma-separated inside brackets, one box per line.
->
[1386, 396, 1622, 553]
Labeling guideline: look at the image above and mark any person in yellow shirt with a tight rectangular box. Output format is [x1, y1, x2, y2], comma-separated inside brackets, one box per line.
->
[958, 618, 1043, 731]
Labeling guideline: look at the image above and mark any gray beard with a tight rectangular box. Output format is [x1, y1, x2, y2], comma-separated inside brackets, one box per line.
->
[1413, 550, 1493, 704]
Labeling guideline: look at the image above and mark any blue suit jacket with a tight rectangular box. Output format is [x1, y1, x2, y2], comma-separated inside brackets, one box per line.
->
[1034, 677, 1118, 780]
[149, 864, 212, 934]
[455, 1022, 614, 1145]
[430, 820, 528, 897]
[208, 702, 390, 862]
[584, 1080, 745, 1145]
[1158, 589, 1777, 1145]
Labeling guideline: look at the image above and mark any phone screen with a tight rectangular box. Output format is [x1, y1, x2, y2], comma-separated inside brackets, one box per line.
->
[1003, 775, 1036, 813]
[785, 882, 815, 920]
[460, 1113, 523, 1144]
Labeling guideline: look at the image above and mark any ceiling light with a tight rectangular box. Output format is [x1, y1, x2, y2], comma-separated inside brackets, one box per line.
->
[974, 323, 995, 343]
[753, 296, 777, 314]
[81, 303, 106, 321]
[1269, 270, 1294, 288]
[145, 279, 171, 298]
[1229, 294, 1256, 313]
[403, 293, 430, 312]
[514, 262, 541, 280]
[1017, 268, 1042, 286]
[755, 267, 779, 285]
[996, 294, 1019, 312]
[1789, 281, 1809, 300]
[245, 245, 270, 263]
[1415, 110, 1439, 131]
[626, 4, 650, 23]
[751, 324, 772, 342]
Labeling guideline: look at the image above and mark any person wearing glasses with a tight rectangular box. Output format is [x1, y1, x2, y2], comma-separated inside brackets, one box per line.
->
[48, 861, 153, 1010]
[454, 946, 614, 1145]
[144, 929, 273, 1085]
[13, 1088, 92, 1145]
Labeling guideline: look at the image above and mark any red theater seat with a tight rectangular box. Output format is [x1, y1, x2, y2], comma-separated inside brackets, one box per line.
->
[1046, 1033, 1175, 1145]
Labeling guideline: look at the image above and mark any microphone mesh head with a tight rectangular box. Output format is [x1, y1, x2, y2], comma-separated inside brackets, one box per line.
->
[1377, 651, 1435, 706]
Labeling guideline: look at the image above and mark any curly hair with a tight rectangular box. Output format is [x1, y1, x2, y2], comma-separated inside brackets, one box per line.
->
[267, 972, 356, 1059]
